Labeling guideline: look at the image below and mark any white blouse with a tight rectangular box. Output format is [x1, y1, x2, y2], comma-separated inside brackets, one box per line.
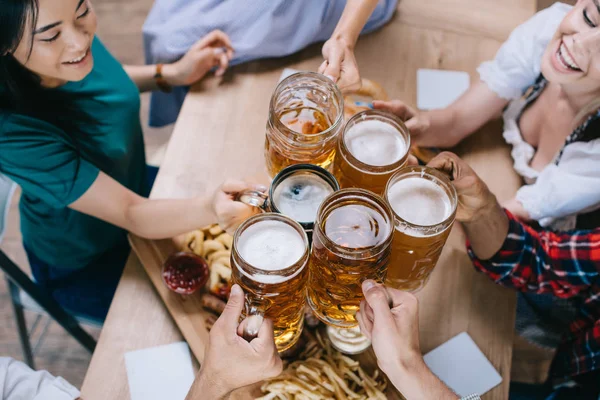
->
[478, 2, 600, 231]
[0, 357, 79, 400]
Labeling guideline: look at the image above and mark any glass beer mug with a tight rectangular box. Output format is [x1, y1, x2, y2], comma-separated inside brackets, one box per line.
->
[384, 166, 458, 292]
[334, 110, 411, 195]
[307, 189, 394, 328]
[236, 164, 340, 240]
[265, 72, 344, 177]
[231, 213, 310, 352]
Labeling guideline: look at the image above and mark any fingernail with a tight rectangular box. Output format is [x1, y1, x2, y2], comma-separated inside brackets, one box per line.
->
[325, 74, 336, 82]
[230, 284, 242, 297]
[254, 184, 268, 192]
[362, 280, 376, 292]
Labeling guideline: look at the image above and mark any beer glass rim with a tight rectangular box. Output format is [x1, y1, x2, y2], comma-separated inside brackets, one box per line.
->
[270, 72, 344, 146]
[339, 109, 411, 173]
[232, 213, 310, 280]
[315, 188, 395, 259]
[384, 165, 458, 230]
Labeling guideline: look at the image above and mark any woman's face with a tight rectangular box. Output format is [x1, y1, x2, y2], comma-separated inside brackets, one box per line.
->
[541, 0, 600, 89]
[12, 0, 97, 87]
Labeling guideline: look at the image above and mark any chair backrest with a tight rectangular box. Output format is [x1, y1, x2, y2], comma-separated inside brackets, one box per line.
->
[0, 174, 17, 244]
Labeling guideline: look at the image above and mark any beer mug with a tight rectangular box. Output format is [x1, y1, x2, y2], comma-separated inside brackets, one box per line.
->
[265, 72, 344, 177]
[384, 166, 457, 292]
[231, 213, 310, 352]
[307, 189, 394, 328]
[236, 164, 340, 240]
[334, 110, 411, 195]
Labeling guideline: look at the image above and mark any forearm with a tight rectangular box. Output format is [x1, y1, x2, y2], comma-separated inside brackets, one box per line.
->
[185, 368, 230, 400]
[462, 201, 509, 260]
[126, 196, 215, 239]
[331, 0, 379, 47]
[123, 64, 178, 93]
[422, 81, 508, 148]
[390, 356, 458, 400]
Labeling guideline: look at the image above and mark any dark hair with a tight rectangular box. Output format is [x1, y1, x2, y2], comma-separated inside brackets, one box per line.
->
[0, 0, 41, 111]
[0, 0, 96, 178]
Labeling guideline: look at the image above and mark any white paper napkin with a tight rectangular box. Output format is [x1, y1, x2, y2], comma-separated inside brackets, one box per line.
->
[423, 332, 502, 397]
[125, 342, 195, 400]
[417, 69, 470, 110]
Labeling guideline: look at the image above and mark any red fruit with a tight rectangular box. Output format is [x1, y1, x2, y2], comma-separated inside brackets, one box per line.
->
[162, 252, 209, 295]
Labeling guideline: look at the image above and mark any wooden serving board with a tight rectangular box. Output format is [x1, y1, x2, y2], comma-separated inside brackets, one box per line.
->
[129, 234, 405, 399]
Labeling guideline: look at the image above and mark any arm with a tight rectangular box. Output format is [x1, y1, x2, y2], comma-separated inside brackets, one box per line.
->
[185, 285, 283, 400]
[70, 174, 263, 240]
[330, 0, 379, 51]
[373, 81, 508, 148]
[0, 357, 80, 400]
[427, 152, 600, 298]
[467, 210, 600, 298]
[357, 281, 458, 400]
[125, 30, 233, 93]
[319, 0, 379, 91]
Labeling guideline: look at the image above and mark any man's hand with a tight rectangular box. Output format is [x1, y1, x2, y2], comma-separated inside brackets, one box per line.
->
[426, 152, 498, 223]
[186, 285, 283, 399]
[357, 281, 458, 400]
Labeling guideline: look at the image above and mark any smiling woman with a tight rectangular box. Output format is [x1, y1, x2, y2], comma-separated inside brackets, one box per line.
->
[0, 0, 243, 321]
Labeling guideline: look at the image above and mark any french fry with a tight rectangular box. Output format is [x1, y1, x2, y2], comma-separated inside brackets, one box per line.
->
[202, 240, 225, 257]
[209, 224, 224, 236]
[259, 332, 387, 400]
[215, 233, 233, 249]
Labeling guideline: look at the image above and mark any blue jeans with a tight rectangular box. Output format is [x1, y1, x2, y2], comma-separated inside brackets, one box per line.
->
[25, 166, 159, 322]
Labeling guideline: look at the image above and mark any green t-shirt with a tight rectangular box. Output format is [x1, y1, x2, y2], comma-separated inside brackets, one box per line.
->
[0, 37, 147, 269]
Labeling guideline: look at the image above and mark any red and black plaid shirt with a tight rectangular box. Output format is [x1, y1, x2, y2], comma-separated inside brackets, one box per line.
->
[467, 211, 600, 380]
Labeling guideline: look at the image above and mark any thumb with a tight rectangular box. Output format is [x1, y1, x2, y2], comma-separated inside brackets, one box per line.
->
[219, 284, 245, 331]
[361, 280, 395, 327]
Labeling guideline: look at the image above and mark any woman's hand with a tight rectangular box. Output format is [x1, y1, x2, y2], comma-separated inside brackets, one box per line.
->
[185, 284, 283, 400]
[318, 37, 361, 92]
[426, 152, 498, 223]
[163, 30, 234, 86]
[211, 180, 267, 234]
[372, 100, 436, 146]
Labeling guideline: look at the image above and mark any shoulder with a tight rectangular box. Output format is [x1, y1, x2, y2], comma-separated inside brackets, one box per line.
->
[0, 112, 70, 149]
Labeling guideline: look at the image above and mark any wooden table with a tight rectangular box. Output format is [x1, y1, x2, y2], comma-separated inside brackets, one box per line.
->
[82, 0, 535, 398]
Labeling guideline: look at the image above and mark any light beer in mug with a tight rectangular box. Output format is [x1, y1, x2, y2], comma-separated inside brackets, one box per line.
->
[384, 166, 457, 292]
[265, 72, 344, 177]
[231, 213, 310, 352]
[334, 110, 410, 195]
[307, 189, 394, 328]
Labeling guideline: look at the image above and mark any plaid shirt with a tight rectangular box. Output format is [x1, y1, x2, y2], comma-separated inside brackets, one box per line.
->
[467, 211, 600, 380]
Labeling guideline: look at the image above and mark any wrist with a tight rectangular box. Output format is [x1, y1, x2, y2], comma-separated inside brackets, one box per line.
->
[189, 367, 231, 400]
[160, 63, 179, 87]
[389, 353, 428, 396]
[330, 32, 356, 51]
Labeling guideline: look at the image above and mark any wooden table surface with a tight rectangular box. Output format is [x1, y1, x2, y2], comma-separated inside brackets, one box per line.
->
[81, 0, 535, 398]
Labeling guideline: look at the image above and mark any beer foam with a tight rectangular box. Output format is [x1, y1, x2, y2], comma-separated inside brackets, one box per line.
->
[238, 220, 305, 283]
[344, 120, 406, 166]
[272, 173, 334, 223]
[387, 177, 452, 227]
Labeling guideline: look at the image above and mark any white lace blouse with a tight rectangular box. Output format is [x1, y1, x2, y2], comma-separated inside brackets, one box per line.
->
[478, 2, 600, 231]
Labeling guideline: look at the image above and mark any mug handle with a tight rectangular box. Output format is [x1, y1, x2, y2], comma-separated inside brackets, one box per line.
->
[235, 189, 270, 211]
